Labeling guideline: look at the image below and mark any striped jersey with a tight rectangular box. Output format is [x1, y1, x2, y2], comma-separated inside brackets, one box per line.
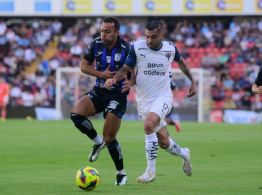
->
[84, 36, 130, 90]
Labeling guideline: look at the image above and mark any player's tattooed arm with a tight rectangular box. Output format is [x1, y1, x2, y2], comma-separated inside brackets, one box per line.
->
[114, 65, 131, 82]
[104, 65, 131, 88]
[121, 69, 136, 93]
[178, 58, 197, 97]
[178, 58, 193, 82]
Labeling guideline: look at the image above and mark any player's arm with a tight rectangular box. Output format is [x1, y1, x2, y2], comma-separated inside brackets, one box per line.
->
[105, 44, 136, 88]
[252, 68, 262, 94]
[177, 58, 196, 97]
[121, 69, 136, 93]
[80, 58, 114, 79]
[81, 41, 114, 79]
[128, 69, 136, 86]
[105, 65, 131, 88]
[173, 45, 196, 97]
[251, 84, 262, 94]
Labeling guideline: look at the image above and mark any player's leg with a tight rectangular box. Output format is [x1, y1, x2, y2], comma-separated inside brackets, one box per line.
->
[70, 89, 105, 162]
[165, 107, 181, 132]
[103, 112, 127, 185]
[137, 96, 184, 182]
[157, 127, 192, 176]
[103, 95, 127, 185]
[0, 104, 5, 121]
[136, 111, 160, 183]
[1, 105, 6, 121]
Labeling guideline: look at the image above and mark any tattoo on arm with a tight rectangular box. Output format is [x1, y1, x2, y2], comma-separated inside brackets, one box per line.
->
[178, 58, 193, 81]
[129, 71, 136, 86]
[114, 65, 131, 81]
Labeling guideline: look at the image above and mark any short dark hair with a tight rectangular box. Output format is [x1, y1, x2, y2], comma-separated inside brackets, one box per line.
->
[103, 17, 120, 30]
[146, 20, 163, 31]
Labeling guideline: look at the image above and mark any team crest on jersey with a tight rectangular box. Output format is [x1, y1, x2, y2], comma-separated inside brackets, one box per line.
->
[164, 51, 172, 60]
[106, 56, 111, 63]
[114, 53, 121, 62]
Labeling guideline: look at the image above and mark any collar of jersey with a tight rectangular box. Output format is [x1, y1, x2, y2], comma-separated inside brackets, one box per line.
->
[104, 36, 122, 50]
[147, 42, 163, 51]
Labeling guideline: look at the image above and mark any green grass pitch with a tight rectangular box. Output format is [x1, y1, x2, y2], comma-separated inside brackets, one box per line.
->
[0, 120, 262, 195]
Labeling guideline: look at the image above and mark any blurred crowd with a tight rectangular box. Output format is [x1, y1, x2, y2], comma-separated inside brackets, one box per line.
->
[0, 17, 261, 111]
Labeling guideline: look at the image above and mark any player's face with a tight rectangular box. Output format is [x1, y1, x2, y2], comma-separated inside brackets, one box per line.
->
[100, 22, 119, 47]
[145, 28, 162, 50]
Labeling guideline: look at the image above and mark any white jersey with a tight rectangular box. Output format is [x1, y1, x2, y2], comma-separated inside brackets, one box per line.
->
[133, 40, 177, 103]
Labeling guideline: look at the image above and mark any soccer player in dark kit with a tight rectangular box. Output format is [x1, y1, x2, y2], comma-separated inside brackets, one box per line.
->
[252, 67, 262, 94]
[70, 17, 130, 185]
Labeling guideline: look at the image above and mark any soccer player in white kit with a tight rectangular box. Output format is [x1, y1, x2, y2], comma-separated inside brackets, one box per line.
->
[105, 20, 196, 183]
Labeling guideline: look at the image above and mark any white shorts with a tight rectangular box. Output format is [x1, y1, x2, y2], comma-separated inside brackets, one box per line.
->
[137, 96, 173, 132]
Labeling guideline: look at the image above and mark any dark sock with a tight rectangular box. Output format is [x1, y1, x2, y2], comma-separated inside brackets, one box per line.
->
[70, 112, 97, 139]
[107, 139, 124, 171]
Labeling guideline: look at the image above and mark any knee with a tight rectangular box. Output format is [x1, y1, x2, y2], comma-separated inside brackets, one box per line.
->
[70, 112, 95, 137]
[70, 112, 89, 128]
[144, 120, 156, 134]
[70, 112, 82, 125]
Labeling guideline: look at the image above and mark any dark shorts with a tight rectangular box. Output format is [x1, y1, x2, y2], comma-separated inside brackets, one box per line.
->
[86, 87, 127, 119]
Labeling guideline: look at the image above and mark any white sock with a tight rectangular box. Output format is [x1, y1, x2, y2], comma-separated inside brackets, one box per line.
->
[92, 135, 103, 145]
[166, 137, 187, 159]
[117, 169, 127, 175]
[145, 133, 158, 173]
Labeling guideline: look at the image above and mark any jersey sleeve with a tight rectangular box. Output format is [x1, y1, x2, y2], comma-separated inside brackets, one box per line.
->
[83, 40, 96, 63]
[255, 67, 262, 86]
[125, 43, 131, 55]
[170, 80, 176, 90]
[124, 44, 136, 69]
[173, 46, 181, 62]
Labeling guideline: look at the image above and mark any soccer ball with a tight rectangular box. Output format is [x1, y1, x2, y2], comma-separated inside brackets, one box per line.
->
[75, 166, 100, 191]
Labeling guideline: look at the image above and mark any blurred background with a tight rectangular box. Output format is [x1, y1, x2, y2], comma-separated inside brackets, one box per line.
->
[0, 0, 261, 124]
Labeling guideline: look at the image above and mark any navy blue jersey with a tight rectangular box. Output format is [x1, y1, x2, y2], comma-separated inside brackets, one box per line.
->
[84, 37, 130, 90]
[255, 67, 262, 86]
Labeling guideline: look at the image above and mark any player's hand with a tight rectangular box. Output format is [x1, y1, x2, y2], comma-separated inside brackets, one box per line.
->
[257, 86, 262, 94]
[100, 66, 115, 79]
[105, 78, 116, 89]
[188, 81, 197, 97]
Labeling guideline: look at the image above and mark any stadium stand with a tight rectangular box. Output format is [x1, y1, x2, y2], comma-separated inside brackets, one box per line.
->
[0, 17, 261, 112]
